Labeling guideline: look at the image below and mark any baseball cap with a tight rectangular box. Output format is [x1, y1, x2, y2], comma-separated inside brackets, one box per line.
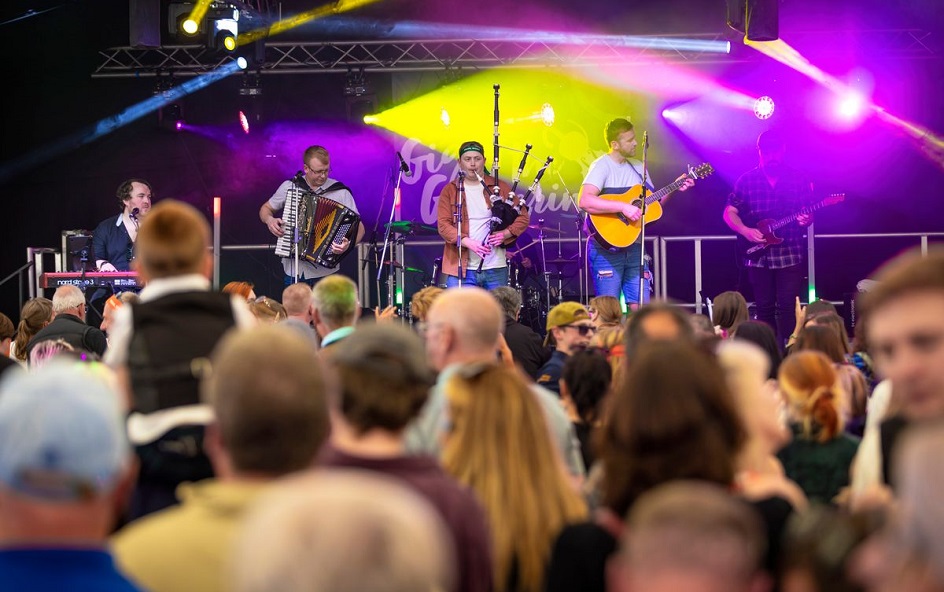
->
[546, 302, 590, 332]
[0, 362, 130, 501]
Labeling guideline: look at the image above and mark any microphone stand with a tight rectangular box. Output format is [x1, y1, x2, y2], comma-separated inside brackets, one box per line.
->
[537, 219, 550, 320]
[637, 131, 650, 309]
[557, 171, 587, 304]
[377, 162, 406, 308]
[455, 172, 466, 287]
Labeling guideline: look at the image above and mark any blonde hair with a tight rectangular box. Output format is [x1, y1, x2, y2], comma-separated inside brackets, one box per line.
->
[589, 296, 623, 328]
[410, 286, 443, 322]
[590, 325, 626, 386]
[442, 365, 587, 592]
[779, 351, 844, 443]
[250, 297, 287, 324]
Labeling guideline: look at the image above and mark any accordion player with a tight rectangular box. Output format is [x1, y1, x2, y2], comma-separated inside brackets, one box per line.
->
[265, 168, 363, 283]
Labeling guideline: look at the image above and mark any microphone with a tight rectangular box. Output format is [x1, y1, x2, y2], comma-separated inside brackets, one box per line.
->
[396, 152, 412, 177]
[130, 207, 140, 220]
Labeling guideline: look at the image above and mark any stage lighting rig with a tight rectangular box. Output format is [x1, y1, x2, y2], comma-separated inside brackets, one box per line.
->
[168, 2, 241, 51]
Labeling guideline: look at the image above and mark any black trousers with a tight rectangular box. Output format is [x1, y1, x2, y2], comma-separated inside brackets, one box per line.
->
[748, 263, 805, 347]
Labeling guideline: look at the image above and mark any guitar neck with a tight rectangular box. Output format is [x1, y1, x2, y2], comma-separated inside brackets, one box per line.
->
[644, 176, 687, 206]
[769, 198, 832, 231]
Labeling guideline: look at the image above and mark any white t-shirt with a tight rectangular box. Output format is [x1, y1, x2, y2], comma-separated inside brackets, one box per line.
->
[463, 182, 506, 271]
[581, 154, 655, 198]
[267, 178, 359, 280]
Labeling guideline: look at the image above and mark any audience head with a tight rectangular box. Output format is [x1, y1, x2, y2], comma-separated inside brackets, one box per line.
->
[410, 286, 444, 323]
[442, 363, 587, 591]
[589, 296, 623, 329]
[52, 285, 87, 321]
[561, 348, 612, 426]
[617, 481, 770, 592]
[281, 283, 314, 320]
[733, 321, 783, 380]
[625, 302, 695, 359]
[250, 296, 287, 324]
[590, 325, 627, 381]
[28, 339, 94, 369]
[803, 298, 838, 322]
[689, 313, 716, 338]
[779, 351, 844, 444]
[811, 313, 852, 355]
[490, 286, 522, 320]
[424, 287, 503, 371]
[713, 291, 750, 335]
[783, 505, 877, 592]
[326, 324, 435, 436]
[223, 281, 256, 301]
[12, 298, 53, 362]
[202, 325, 331, 478]
[546, 301, 594, 354]
[134, 199, 211, 280]
[717, 340, 788, 453]
[601, 340, 745, 516]
[858, 249, 944, 421]
[311, 275, 359, 334]
[232, 471, 453, 592]
[0, 312, 14, 356]
[0, 362, 132, 539]
[100, 292, 139, 335]
[794, 324, 847, 364]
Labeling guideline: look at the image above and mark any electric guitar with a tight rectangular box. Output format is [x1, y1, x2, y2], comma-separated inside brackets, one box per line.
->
[740, 193, 845, 260]
[586, 163, 714, 249]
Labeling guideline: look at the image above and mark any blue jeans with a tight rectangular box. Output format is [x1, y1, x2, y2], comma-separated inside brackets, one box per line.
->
[588, 240, 650, 306]
[446, 267, 509, 290]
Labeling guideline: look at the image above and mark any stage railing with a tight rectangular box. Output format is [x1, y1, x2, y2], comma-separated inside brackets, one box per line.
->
[659, 230, 944, 315]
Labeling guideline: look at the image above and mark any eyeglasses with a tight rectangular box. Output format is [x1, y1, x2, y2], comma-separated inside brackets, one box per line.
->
[306, 166, 331, 177]
[562, 324, 596, 336]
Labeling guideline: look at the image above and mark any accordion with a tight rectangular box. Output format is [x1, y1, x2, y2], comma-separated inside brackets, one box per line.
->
[274, 185, 361, 268]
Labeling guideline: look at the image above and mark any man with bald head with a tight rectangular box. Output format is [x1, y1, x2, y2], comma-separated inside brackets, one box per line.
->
[281, 282, 317, 343]
[26, 285, 107, 358]
[405, 287, 585, 477]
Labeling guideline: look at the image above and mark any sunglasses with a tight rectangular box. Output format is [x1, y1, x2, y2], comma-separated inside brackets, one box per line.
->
[562, 323, 595, 336]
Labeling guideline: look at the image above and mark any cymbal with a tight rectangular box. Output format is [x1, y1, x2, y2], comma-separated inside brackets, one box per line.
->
[544, 258, 578, 266]
[527, 225, 563, 233]
[385, 220, 438, 235]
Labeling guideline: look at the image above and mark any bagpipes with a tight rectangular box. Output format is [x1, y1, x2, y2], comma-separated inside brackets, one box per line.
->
[474, 84, 553, 272]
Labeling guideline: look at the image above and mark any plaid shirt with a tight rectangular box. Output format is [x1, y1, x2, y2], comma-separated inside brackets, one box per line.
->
[728, 166, 813, 269]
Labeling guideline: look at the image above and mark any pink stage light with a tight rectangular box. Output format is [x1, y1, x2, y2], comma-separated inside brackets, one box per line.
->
[837, 93, 865, 120]
[239, 110, 250, 134]
[174, 120, 184, 131]
[753, 96, 775, 120]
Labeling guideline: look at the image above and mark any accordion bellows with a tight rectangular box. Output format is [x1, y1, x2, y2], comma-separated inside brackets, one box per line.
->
[275, 186, 360, 268]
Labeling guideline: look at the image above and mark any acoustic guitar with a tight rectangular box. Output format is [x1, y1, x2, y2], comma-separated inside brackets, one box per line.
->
[586, 163, 714, 249]
[740, 193, 845, 260]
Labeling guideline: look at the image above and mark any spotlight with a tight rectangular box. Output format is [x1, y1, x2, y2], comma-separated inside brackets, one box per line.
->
[837, 93, 865, 120]
[211, 16, 238, 52]
[175, 120, 184, 132]
[753, 96, 775, 119]
[238, 111, 250, 134]
[182, 18, 199, 35]
[541, 103, 555, 126]
[363, 114, 379, 125]
[440, 108, 450, 127]
[236, 56, 248, 70]
[343, 69, 370, 97]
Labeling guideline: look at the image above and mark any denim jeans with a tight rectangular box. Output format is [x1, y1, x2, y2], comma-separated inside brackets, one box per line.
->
[588, 240, 650, 307]
[748, 263, 805, 346]
[446, 267, 509, 290]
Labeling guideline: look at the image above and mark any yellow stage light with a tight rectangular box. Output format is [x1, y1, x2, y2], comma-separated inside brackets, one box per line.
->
[182, 19, 199, 35]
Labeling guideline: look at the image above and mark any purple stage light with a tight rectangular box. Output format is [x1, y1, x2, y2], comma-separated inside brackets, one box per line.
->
[837, 93, 865, 120]
[175, 120, 184, 131]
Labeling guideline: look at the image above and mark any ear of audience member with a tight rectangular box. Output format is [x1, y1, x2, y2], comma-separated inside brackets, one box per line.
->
[733, 321, 783, 380]
[0, 362, 138, 590]
[443, 364, 588, 592]
[615, 481, 771, 592]
[713, 291, 750, 336]
[231, 470, 454, 592]
[110, 325, 331, 592]
[320, 323, 493, 592]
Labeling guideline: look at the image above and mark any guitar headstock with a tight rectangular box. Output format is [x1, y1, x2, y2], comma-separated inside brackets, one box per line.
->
[824, 193, 846, 205]
[688, 162, 715, 179]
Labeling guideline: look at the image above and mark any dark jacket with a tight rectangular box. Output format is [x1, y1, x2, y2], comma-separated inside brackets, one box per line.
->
[26, 313, 107, 358]
[503, 316, 550, 379]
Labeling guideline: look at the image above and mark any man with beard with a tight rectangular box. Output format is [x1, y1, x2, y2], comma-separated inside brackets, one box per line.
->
[94, 179, 153, 272]
[724, 130, 813, 345]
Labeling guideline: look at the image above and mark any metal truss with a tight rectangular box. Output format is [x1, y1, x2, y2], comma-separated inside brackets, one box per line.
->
[92, 29, 938, 78]
[91, 35, 738, 78]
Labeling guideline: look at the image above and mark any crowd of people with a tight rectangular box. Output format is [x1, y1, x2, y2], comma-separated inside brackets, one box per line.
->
[1, 125, 942, 591]
[1, 187, 942, 592]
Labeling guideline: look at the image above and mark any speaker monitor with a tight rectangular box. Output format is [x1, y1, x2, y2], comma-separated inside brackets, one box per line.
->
[62, 231, 94, 272]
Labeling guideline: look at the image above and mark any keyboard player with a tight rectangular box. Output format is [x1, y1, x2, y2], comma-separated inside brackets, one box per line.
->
[93, 178, 153, 272]
[260, 145, 365, 286]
